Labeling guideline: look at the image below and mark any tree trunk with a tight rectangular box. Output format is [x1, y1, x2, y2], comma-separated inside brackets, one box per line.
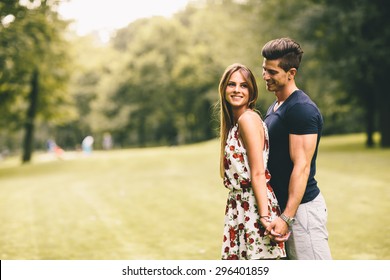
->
[379, 93, 390, 147]
[362, 83, 375, 148]
[22, 69, 39, 163]
[137, 115, 146, 147]
[365, 98, 375, 148]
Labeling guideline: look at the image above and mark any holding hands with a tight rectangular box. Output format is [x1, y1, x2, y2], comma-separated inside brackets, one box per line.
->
[261, 216, 291, 242]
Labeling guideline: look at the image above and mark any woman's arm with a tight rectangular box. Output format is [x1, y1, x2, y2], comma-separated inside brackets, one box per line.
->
[238, 111, 269, 227]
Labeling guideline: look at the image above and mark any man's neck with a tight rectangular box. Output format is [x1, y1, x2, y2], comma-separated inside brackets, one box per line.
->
[275, 83, 299, 103]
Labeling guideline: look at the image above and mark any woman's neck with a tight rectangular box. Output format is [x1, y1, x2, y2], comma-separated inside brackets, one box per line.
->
[232, 106, 250, 124]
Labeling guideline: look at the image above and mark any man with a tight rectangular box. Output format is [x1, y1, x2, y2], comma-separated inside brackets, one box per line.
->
[261, 37, 332, 260]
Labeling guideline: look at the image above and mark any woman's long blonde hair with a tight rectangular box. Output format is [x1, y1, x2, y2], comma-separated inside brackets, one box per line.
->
[218, 63, 259, 178]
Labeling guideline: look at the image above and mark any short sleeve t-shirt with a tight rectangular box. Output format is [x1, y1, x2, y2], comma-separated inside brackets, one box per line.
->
[264, 90, 323, 210]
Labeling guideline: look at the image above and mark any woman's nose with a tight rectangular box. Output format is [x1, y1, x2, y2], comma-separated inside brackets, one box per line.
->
[234, 85, 241, 92]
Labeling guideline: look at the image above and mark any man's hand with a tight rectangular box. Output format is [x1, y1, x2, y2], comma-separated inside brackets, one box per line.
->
[265, 217, 291, 242]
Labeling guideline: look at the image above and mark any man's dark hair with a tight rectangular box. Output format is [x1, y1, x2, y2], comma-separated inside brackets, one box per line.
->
[261, 37, 304, 72]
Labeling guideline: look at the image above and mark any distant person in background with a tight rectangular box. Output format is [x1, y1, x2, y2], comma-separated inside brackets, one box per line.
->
[47, 138, 56, 153]
[82, 135, 94, 155]
[47, 138, 64, 159]
[102, 132, 113, 150]
[218, 63, 288, 260]
[261, 37, 332, 259]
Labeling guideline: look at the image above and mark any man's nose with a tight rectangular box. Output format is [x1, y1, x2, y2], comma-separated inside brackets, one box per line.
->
[262, 70, 269, 80]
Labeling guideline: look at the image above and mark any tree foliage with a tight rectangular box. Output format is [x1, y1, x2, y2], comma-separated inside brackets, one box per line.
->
[0, 0, 72, 160]
[286, 0, 390, 146]
[1, 0, 388, 158]
[310, 0, 390, 147]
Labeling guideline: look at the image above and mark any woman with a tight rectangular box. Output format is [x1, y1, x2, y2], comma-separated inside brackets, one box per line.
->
[218, 63, 286, 259]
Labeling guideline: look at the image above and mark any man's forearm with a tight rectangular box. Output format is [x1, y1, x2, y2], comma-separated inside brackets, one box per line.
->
[283, 166, 309, 217]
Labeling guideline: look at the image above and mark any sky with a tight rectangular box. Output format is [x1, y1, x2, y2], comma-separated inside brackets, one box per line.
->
[57, 0, 193, 42]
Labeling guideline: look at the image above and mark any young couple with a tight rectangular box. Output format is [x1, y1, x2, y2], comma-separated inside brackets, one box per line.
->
[219, 37, 332, 260]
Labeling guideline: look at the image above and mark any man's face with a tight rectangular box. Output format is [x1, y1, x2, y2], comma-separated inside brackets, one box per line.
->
[262, 58, 289, 93]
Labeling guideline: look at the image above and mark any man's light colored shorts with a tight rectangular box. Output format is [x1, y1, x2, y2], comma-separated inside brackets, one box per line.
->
[286, 192, 332, 260]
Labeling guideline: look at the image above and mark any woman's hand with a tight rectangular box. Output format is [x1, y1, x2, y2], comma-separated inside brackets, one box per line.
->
[260, 216, 271, 229]
[271, 231, 291, 242]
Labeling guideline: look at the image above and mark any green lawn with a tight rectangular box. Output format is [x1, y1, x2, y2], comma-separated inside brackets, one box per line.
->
[316, 133, 390, 259]
[0, 133, 389, 260]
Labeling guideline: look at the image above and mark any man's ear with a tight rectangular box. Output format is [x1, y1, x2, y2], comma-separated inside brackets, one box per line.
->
[287, 68, 297, 80]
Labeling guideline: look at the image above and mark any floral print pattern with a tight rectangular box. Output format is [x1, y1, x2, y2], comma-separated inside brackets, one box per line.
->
[221, 122, 286, 260]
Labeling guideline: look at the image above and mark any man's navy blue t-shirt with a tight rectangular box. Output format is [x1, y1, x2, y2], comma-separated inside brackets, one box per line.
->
[264, 90, 322, 211]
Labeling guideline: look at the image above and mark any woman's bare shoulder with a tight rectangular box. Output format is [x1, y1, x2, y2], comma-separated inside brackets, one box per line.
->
[238, 110, 263, 126]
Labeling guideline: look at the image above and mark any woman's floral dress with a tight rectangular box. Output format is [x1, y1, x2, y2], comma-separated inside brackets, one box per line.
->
[221, 121, 286, 260]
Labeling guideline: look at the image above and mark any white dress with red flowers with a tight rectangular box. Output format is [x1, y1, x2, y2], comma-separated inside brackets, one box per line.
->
[221, 122, 286, 260]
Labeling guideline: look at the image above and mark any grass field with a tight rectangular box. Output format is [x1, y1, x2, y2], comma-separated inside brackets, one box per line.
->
[0, 133, 389, 260]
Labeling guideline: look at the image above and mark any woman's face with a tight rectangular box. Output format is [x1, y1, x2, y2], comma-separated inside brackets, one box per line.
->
[225, 70, 250, 110]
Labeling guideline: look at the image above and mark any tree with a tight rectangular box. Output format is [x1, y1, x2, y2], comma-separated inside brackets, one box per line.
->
[106, 1, 261, 147]
[109, 17, 188, 146]
[302, 0, 390, 147]
[0, 0, 72, 161]
[246, 0, 390, 146]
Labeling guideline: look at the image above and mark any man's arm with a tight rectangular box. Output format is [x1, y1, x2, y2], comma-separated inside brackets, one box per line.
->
[266, 133, 317, 238]
[283, 133, 317, 217]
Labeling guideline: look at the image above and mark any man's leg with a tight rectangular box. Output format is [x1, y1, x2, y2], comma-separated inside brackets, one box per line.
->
[286, 192, 332, 260]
